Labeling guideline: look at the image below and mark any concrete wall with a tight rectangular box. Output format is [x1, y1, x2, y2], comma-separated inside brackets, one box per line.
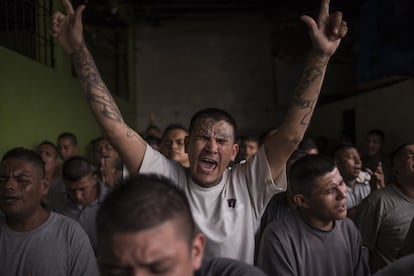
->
[133, 16, 358, 138]
[134, 16, 280, 136]
[309, 79, 414, 154]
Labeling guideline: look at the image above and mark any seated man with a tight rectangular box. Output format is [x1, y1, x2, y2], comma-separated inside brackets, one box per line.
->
[0, 147, 98, 275]
[257, 154, 369, 276]
[160, 124, 190, 167]
[37, 140, 65, 205]
[90, 137, 124, 189]
[37, 140, 61, 184]
[354, 142, 414, 272]
[362, 129, 393, 185]
[236, 136, 260, 163]
[57, 132, 79, 161]
[97, 174, 266, 276]
[51, 0, 347, 263]
[51, 156, 108, 254]
[333, 143, 384, 209]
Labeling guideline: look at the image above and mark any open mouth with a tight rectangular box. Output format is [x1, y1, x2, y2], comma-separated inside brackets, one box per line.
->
[335, 203, 347, 212]
[1, 196, 20, 204]
[199, 158, 218, 172]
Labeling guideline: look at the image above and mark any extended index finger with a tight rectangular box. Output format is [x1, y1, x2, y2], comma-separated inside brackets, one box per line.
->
[61, 0, 75, 14]
[317, 0, 330, 23]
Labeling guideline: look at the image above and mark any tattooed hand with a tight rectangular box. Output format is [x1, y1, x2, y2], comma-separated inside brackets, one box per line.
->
[300, 0, 348, 58]
[50, 0, 85, 55]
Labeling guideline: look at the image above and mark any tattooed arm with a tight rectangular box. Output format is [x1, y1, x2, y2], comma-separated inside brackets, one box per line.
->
[264, 0, 348, 180]
[50, 0, 146, 173]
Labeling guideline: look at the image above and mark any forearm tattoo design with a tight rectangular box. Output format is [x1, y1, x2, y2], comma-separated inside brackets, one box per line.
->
[292, 65, 323, 125]
[71, 44, 123, 123]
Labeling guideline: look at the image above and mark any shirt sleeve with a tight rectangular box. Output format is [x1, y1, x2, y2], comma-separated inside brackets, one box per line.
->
[139, 144, 187, 188]
[232, 145, 287, 218]
[353, 196, 382, 250]
[69, 222, 100, 276]
[256, 223, 296, 276]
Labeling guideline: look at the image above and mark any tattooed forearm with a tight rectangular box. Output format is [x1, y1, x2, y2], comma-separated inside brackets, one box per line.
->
[86, 88, 123, 123]
[71, 43, 123, 123]
[71, 42, 103, 86]
[296, 66, 323, 94]
[291, 97, 317, 125]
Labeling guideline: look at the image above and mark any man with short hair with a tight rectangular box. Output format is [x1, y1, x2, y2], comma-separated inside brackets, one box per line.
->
[97, 174, 266, 276]
[57, 132, 79, 161]
[51, 0, 348, 263]
[354, 142, 414, 272]
[257, 154, 369, 276]
[51, 156, 108, 254]
[37, 140, 65, 205]
[236, 136, 260, 163]
[160, 124, 190, 167]
[0, 147, 98, 275]
[38, 140, 61, 183]
[91, 137, 124, 189]
[362, 129, 393, 184]
[333, 143, 383, 209]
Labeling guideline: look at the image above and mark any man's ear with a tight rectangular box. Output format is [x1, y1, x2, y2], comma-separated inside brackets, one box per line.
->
[184, 136, 189, 153]
[293, 194, 309, 208]
[40, 177, 49, 197]
[191, 233, 205, 271]
[230, 143, 239, 162]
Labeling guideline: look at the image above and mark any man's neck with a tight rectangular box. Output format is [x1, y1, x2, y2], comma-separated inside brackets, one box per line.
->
[344, 177, 357, 189]
[6, 208, 50, 232]
[299, 210, 334, 231]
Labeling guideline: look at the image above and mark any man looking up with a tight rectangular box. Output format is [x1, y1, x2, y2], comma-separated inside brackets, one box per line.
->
[333, 143, 384, 210]
[51, 0, 347, 263]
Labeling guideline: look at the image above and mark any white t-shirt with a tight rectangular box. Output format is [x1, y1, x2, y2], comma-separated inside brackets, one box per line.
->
[140, 145, 287, 264]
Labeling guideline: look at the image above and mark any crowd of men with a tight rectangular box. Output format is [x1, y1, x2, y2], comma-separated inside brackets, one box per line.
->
[1, 0, 413, 275]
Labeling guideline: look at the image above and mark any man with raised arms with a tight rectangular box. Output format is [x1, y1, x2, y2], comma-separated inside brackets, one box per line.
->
[50, 0, 347, 263]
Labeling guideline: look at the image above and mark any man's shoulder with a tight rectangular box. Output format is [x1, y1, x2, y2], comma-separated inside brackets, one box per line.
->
[368, 184, 409, 206]
[49, 212, 86, 233]
[196, 257, 266, 276]
[264, 211, 300, 237]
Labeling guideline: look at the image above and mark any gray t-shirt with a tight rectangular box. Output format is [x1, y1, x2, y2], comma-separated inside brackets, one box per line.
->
[195, 257, 266, 276]
[50, 181, 108, 255]
[354, 184, 414, 264]
[257, 210, 369, 276]
[0, 212, 99, 276]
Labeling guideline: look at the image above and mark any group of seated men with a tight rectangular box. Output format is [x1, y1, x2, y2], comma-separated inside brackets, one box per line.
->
[1, 0, 414, 275]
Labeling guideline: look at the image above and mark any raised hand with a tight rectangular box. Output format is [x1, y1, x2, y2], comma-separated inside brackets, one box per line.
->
[300, 0, 348, 58]
[50, 0, 86, 55]
[367, 162, 385, 191]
